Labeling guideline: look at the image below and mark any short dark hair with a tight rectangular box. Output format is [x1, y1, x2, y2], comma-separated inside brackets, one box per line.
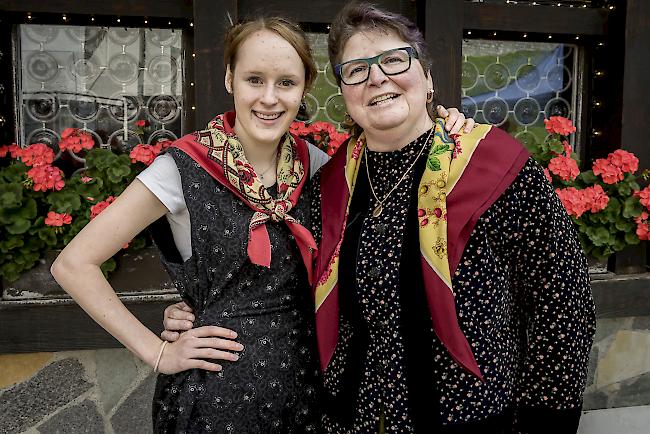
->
[328, 2, 433, 84]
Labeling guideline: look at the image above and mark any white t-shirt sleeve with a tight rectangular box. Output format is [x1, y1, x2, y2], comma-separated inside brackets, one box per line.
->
[136, 153, 185, 214]
[308, 143, 330, 178]
[136, 153, 192, 261]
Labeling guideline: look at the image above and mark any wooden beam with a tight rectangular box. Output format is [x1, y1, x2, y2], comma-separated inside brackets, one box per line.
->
[463, 3, 609, 36]
[236, 0, 416, 24]
[425, 0, 462, 107]
[192, 0, 236, 128]
[0, 295, 179, 353]
[0, 0, 193, 19]
[621, 0, 650, 169]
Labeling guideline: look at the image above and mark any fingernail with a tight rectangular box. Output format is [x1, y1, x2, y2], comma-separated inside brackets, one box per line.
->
[216, 365, 222, 371]
[232, 354, 240, 361]
[231, 331, 238, 338]
[189, 315, 195, 321]
[235, 344, 244, 351]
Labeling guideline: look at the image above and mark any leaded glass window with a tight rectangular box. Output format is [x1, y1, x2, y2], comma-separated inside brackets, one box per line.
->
[18, 24, 184, 157]
[461, 39, 579, 149]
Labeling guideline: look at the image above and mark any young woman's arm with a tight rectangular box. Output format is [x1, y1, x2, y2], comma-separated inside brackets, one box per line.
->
[51, 179, 242, 374]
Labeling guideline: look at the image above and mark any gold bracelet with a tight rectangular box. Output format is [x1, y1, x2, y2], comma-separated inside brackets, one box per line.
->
[153, 340, 168, 373]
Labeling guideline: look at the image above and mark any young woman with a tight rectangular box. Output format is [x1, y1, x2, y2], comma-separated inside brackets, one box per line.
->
[52, 15, 471, 433]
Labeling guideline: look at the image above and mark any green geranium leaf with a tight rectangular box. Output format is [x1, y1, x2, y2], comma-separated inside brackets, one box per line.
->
[0, 183, 23, 208]
[18, 198, 37, 219]
[625, 231, 641, 245]
[586, 226, 614, 247]
[6, 217, 31, 234]
[100, 258, 117, 277]
[46, 189, 82, 214]
[37, 227, 58, 246]
[623, 196, 643, 218]
[0, 236, 24, 252]
[578, 170, 598, 184]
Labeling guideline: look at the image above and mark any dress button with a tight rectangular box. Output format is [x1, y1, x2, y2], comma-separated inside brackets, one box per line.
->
[369, 267, 381, 278]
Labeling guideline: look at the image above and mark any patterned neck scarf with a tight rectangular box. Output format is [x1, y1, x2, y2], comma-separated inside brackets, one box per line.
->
[314, 118, 529, 378]
[173, 112, 317, 283]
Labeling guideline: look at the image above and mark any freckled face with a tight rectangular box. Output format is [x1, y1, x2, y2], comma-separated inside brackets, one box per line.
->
[225, 30, 305, 148]
[339, 30, 432, 139]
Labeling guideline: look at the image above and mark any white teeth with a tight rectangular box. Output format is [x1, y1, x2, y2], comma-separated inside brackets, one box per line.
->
[369, 94, 399, 106]
[255, 111, 282, 120]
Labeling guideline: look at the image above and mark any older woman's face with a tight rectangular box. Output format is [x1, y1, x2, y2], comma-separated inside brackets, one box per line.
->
[338, 29, 432, 138]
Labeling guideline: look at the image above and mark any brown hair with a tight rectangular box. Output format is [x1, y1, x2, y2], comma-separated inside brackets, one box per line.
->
[328, 2, 432, 78]
[224, 17, 318, 91]
[328, 2, 438, 135]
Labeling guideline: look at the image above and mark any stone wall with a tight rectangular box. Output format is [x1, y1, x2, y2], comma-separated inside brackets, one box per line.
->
[2, 316, 650, 433]
[0, 350, 156, 433]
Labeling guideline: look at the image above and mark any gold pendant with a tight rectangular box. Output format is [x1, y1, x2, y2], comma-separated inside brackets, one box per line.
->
[372, 204, 383, 218]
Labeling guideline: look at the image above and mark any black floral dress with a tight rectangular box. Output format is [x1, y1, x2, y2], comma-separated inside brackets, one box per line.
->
[310, 131, 595, 433]
[151, 148, 321, 433]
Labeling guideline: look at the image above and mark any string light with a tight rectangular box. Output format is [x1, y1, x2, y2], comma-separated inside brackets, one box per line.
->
[575, 35, 580, 40]
[144, 19, 148, 24]
[548, 34, 552, 39]
[523, 33, 528, 38]
[116, 17, 121, 23]
[190, 22, 194, 27]
[27, 13, 32, 20]
[91, 16, 95, 22]
[168, 21, 172, 25]
[191, 106, 196, 110]
[190, 82, 194, 87]
[595, 70, 605, 77]
[592, 130, 602, 137]
[192, 53, 196, 58]
[62, 14, 67, 22]
[493, 31, 497, 37]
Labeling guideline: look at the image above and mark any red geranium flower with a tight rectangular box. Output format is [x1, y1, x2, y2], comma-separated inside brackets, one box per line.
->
[27, 165, 65, 192]
[548, 155, 579, 181]
[544, 116, 576, 136]
[20, 143, 55, 167]
[593, 158, 624, 184]
[59, 128, 95, 153]
[129, 143, 162, 166]
[555, 187, 589, 218]
[135, 119, 149, 128]
[45, 211, 72, 227]
[609, 149, 638, 174]
[636, 186, 650, 208]
[583, 184, 609, 213]
[90, 196, 116, 219]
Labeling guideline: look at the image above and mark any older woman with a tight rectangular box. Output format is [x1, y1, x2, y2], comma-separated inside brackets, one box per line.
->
[309, 3, 595, 434]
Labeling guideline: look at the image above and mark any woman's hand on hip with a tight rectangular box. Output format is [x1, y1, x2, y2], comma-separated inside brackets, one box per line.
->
[436, 105, 475, 134]
[157, 326, 244, 374]
[161, 301, 196, 342]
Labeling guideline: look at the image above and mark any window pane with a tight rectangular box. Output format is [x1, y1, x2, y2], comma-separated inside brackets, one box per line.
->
[461, 39, 579, 149]
[18, 24, 184, 154]
[305, 33, 345, 129]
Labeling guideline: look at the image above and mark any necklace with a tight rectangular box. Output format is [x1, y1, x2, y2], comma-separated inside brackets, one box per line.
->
[364, 127, 433, 218]
[256, 149, 279, 181]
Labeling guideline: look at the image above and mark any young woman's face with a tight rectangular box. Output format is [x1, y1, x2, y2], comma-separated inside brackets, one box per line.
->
[226, 30, 305, 148]
[338, 29, 433, 138]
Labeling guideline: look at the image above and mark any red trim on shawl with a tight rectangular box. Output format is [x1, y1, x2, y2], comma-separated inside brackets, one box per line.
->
[169, 112, 315, 282]
[315, 128, 529, 375]
[313, 144, 350, 370]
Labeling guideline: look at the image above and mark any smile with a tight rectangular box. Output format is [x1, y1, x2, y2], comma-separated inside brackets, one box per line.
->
[253, 111, 283, 121]
[368, 93, 400, 106]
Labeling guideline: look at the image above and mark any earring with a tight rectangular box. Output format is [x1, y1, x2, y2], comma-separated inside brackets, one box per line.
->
[344, 112, 354, 124]
[426, 89, 434, 103]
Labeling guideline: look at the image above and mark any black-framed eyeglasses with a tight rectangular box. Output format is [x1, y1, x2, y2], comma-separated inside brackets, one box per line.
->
[334, 47, 419, 85]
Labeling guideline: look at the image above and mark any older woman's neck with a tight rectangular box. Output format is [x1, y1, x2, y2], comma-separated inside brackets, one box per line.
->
[365, 117, 434, 152]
